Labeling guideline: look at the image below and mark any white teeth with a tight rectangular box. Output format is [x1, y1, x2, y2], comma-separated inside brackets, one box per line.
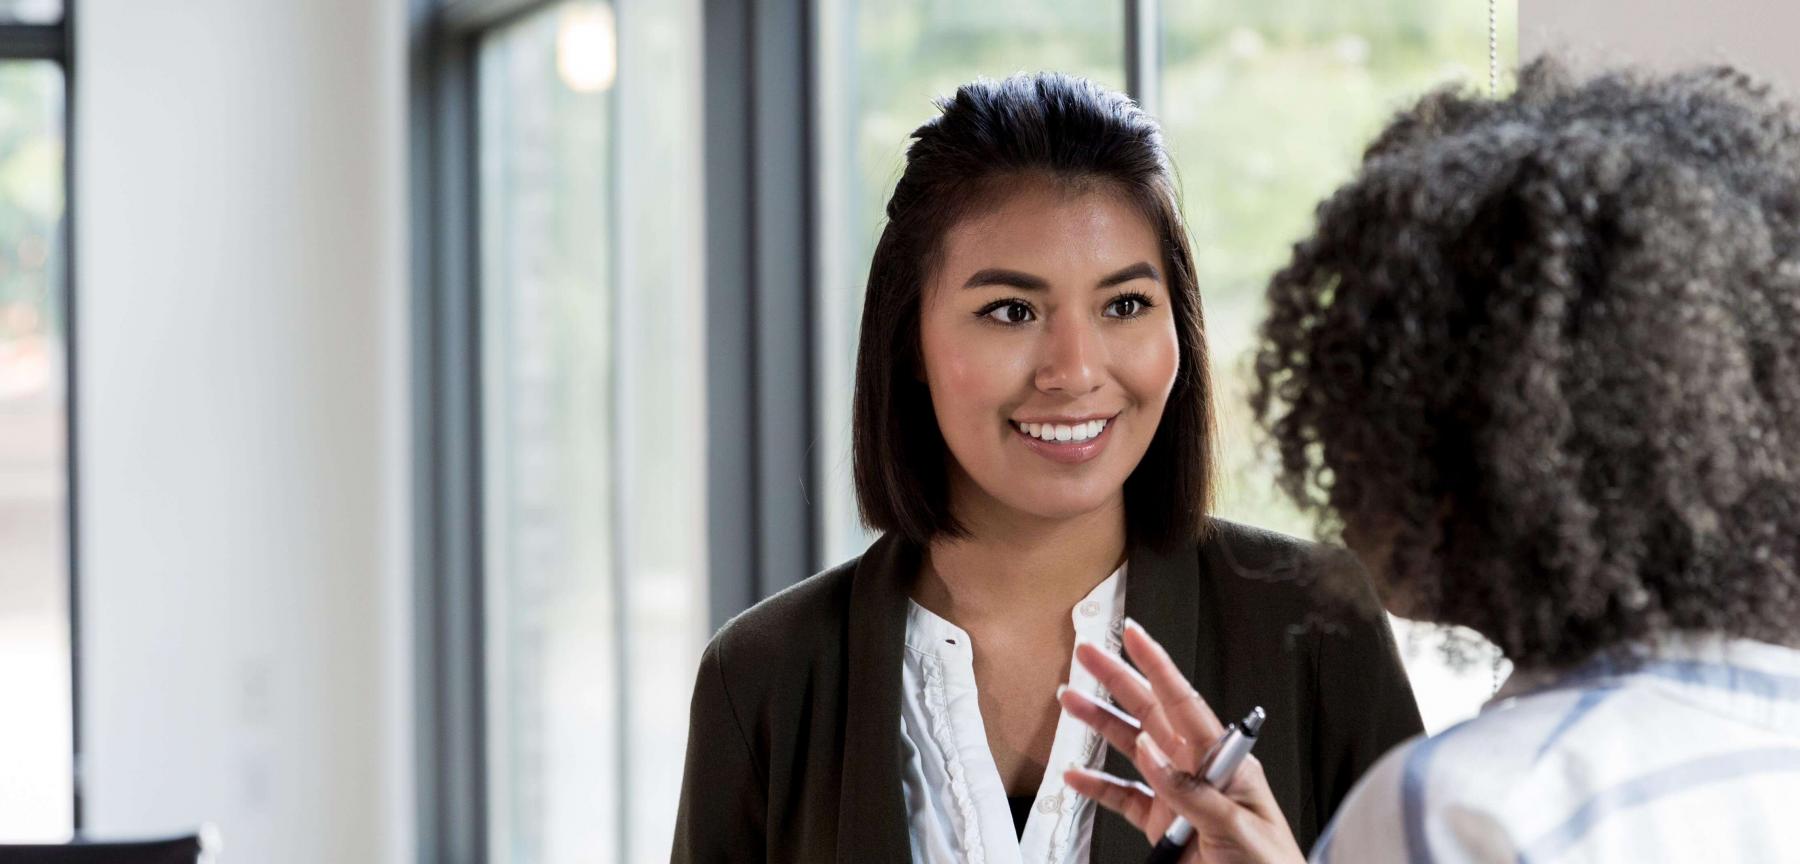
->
[1016, 418, 1110, 443]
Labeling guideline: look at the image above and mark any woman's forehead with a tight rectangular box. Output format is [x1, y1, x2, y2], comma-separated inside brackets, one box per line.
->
[934, 183, 1161, 285]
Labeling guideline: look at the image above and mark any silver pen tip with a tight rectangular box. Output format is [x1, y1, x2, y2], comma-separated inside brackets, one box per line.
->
[1241, 707, 1265, 736]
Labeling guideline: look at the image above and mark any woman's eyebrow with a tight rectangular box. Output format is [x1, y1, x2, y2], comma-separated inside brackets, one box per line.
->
[963, 268, 1050, 291]
[1097, 261, 1161, 288]
[961, 262, 1161, 291]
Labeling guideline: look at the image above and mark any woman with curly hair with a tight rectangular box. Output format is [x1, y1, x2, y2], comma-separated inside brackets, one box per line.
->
[1064, 58, 1800, 862]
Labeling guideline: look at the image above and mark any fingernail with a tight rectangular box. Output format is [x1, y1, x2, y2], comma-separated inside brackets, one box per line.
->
[1055, 683, 1068, 700]
[1125, 617, 1145, 635]
[1136, 732, 1172, 774]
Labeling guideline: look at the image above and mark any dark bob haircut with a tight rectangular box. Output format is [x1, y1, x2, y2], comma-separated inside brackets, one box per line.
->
[1254, 58, 1800, 667]
[852, 73, 1215, 553]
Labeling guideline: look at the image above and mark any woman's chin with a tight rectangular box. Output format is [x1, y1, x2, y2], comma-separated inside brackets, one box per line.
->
[993, 489, 1125, 526]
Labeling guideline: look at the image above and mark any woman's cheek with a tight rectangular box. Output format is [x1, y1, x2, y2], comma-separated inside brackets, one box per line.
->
[929, 347, 992, 436]
[1117, 324, 1180, 404]
[940, 335, 1025, 397]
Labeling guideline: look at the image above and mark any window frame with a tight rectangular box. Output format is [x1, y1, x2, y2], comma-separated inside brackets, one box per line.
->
[410, 2, 499, 861]
[0, 0, 79, 837]
[413, 1, 638, 860]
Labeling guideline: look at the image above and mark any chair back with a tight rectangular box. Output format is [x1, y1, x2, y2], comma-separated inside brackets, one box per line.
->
[0, 834, 205, 863]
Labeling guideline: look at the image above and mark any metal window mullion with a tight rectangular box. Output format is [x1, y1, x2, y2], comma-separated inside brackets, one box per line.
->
[0, 23, 65, 61]
[1123, 0, 1161, 116]
[57, 0, 81, 836]
[438, 0, 558, 37]
[703, 0, 758, 631]
[411, 7, 489, 860]
[704, 0, 820, 628]
[750, 0, 817, 598]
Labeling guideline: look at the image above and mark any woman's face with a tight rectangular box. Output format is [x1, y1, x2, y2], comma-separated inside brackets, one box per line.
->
[918, 179, 1181, 527]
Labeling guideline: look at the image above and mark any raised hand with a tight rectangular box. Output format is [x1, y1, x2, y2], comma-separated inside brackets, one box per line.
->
[1058, 620, 1306, 864]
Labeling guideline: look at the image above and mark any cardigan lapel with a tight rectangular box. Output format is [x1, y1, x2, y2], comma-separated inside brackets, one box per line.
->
[1089, 537, 1208, 862]
[835, 534, 917, 863]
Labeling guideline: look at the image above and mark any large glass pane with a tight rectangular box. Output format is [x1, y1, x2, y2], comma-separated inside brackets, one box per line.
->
[481, 6, 619, 861]
[816, 0, 1128, 567]
[479, 1, 706, 861]
[0, 0, 60, 25]
[611, 0, 707, 857]
[1161, 0, 1517, 731]
[0, 60, 70, 842]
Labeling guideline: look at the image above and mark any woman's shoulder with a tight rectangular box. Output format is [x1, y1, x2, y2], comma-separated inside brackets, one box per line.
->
[707, 553, 862, 678]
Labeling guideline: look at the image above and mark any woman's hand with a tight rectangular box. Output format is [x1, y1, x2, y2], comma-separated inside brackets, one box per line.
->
[1058, 620, 1306, 864]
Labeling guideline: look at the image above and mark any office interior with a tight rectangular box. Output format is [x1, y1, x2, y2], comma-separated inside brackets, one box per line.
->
[1, 0, 1794, 861]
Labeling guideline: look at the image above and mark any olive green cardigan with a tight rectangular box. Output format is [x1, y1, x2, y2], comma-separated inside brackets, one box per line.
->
[671, 519, 1423, 862]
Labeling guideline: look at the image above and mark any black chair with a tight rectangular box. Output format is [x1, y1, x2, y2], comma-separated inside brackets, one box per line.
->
[0, 833, 207, 864]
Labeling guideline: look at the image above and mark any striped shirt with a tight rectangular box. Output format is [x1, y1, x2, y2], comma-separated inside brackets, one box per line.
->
[1312, 636, 1800, 863]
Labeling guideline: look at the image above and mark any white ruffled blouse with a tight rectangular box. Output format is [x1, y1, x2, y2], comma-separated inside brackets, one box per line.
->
[898, 566, 1128, 864]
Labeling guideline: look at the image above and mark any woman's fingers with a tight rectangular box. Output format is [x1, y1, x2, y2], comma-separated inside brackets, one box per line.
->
[1056, 685, 1180, 840]
[1133, 732, 1244, 831]
[1062, 765, 1156, 832]
[1220, 753, 1287, 825]
[1073, 641, 1197, 771]
[1132, 734, 1308, 864]
[1056, 684, 1142, 759]
[1122, 619, 1226, 747]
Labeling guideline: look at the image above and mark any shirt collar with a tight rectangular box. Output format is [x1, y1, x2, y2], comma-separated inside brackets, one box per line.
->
[903, 564, 1128, 656]
[1490, 634, 1800, 734]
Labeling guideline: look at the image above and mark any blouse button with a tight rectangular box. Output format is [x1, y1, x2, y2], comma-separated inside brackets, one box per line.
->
[1037, 793, 1060, 814]
[1078, 600, 1101, 617]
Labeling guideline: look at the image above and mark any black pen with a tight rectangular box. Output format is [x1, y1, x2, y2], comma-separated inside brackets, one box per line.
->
[1145, 707, 1266, 864]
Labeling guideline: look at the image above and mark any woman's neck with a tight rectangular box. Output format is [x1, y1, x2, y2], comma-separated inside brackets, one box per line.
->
[914, 486, 1128, 629]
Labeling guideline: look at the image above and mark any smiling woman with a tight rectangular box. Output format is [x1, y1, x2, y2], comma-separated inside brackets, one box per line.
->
[672, 73, 1424, 864]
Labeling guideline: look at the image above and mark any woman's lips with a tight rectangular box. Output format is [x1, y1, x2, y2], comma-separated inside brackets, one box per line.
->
[1009, 418, 1114, 465]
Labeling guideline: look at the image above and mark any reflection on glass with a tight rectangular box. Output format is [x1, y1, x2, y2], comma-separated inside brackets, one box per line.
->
[480, 1, 706, 861]
[1160, 0, 1517, 731]
[0, 0, 59, 25]
[0, 60, 70, 842]
[815, 0, 1127, 567]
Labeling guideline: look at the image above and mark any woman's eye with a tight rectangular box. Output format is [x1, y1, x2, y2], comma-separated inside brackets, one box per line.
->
[1106, 295, 1151, 318]
[981, 301, 1035, 324]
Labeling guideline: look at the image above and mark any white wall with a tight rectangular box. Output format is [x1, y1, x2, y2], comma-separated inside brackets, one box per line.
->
[1521, 0, 1800, 91]
[75, 1, 411, 862]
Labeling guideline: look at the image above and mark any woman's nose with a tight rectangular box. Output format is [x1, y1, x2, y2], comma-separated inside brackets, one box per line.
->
[1035, 314, 1103, 396]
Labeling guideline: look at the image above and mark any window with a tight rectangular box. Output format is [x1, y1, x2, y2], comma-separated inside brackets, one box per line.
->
[420, 1, 706, 861]
[1160, 0, 1517, 731]
[478, 7, 623, 860]
[0, 9, 72, 844]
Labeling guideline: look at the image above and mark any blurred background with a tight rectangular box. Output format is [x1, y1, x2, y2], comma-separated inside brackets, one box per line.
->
[1, 0, 1795, 861]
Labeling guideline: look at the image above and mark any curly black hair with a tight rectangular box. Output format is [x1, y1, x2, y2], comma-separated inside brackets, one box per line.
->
[1253, 57, 1800, 668]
